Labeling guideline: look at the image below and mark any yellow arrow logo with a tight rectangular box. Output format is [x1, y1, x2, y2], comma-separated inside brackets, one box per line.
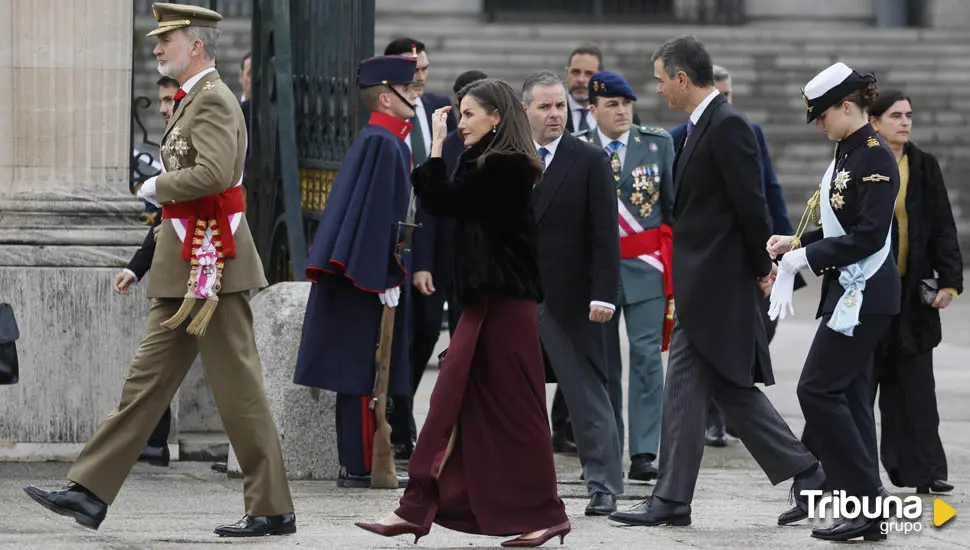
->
[934, 499, 956, 527]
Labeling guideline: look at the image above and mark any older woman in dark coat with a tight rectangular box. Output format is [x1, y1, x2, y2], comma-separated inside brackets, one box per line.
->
[355, 79, 569, 548]
[869, 90, 963, 495]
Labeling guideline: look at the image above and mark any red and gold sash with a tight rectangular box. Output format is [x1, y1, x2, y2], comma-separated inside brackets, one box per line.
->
[157, 185, 246, 336]
[616, 198, 675, 351]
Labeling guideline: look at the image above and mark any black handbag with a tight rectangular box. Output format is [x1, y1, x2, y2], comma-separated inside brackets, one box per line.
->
[0, 302, 20, 385]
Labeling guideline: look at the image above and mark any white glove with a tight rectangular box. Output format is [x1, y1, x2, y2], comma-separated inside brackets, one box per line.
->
[768, 265, 796, 321]
[379, 286, 401, 308]
[137, 176, 161, 207]
[780, 247, 809, 273]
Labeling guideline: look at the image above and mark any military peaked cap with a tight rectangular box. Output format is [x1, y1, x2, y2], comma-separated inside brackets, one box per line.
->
[147, 2, 223, 38]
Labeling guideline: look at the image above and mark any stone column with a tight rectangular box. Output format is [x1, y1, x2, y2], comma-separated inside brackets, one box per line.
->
[0, 0, 158, 459]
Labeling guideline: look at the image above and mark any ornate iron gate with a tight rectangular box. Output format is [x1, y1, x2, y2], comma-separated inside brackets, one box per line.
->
[248, 0, 376, 283]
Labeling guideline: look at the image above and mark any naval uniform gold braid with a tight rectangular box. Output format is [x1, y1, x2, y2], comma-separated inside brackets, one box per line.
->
[790, 146, 835, 251]
[789, 189, 822, 252]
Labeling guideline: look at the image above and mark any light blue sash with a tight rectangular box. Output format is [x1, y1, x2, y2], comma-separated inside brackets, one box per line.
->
[818, 159, 892, 336]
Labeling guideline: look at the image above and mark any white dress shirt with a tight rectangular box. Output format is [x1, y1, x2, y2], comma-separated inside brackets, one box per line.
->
[683, 88, 720, 146]
[405, 98, 432, 155]
[534, 134, 564, 171]
[596, 127, 630, 170]
[181, 66, 217, 94]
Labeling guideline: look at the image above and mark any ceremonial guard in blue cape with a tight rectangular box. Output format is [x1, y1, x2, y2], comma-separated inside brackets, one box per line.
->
[293, 55, 417, 488]
[577, 71, 674, 481]
[769, 62, 900, 541]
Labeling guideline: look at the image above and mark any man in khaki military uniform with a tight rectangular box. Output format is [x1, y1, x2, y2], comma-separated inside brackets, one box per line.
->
[23, 4, 295, 537]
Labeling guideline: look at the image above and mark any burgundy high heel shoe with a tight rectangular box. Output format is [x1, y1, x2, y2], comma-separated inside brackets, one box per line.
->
[354, 520, 430, 544]
[501, 520, 571, 547]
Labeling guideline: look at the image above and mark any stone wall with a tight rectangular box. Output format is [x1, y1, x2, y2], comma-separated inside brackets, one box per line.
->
[0, 0, 156, 458]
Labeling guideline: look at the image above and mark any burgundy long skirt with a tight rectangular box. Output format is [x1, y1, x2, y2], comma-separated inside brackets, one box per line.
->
[395, 292, 567, 536]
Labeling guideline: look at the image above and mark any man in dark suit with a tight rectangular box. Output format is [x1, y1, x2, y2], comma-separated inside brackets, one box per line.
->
[609, 35, 823, 527]
[670, 64, 804, 447]
[383, 37, 457, 459]
[523, 70, 623, 516]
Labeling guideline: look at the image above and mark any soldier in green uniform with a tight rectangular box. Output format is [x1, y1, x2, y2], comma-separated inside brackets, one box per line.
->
[577, 71, 675, 481]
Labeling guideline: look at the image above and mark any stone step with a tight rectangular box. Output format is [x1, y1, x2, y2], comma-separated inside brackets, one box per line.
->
[178, 431, 229, 462]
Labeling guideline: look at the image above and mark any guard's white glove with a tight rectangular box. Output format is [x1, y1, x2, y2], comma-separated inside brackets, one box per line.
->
[379, 286, 401, 308]
[780, 247, 809, 273]
[137, 176, 161, 207]
[768, 265, 796, 321]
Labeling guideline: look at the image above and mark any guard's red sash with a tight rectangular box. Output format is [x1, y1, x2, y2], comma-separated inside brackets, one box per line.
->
[161, 185, 245, 261]
[619, 225, 673, 297]
[617, 198, 675, 350]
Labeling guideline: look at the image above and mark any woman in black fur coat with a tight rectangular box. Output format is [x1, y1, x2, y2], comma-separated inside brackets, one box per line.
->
[356, 79, 570, 548]
[869, 90, 963, 495]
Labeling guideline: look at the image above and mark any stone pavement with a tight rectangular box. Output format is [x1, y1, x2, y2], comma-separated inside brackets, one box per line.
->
[2, 273, 969, 548]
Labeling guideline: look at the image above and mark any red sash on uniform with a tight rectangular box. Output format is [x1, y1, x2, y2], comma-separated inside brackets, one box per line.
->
[162, 185, 245, 261]
[618, 223, 675, 351]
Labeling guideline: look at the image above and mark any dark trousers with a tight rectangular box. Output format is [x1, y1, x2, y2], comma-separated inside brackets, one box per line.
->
[389, 285, 459, 447]
[336, 393, 374, 475]
[797, 314, 891, 498]
[146, 406, 171, 448]
[707, 295, 776, 431]
[654, 320, 816, 504]
[875, 350, 948, 487]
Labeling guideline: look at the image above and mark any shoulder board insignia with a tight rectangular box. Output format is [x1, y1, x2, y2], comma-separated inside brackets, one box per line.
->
[639, 126, 671, 138]
[862, 173, 891, 183]
[866, 136, 879, 147]
[203, 81, 216, 92]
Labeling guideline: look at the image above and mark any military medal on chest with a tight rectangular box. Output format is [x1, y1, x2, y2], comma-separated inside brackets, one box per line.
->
[630, 165, 660, 218]
[610, 156, 622, 180]
[162, 126, 190, 171]
[830, 168, 850, 211]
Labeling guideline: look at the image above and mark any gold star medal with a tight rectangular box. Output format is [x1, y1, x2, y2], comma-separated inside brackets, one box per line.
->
[830, 192, 845, 210]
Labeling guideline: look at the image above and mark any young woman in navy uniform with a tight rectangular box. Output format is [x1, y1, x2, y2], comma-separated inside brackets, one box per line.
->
[768, 62, 900, 542]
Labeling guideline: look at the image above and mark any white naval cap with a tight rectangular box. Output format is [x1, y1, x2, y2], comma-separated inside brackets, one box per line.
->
[801, 62, 876, 123]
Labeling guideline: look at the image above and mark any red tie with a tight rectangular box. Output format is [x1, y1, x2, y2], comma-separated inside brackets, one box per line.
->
[173, 89, 186, 101]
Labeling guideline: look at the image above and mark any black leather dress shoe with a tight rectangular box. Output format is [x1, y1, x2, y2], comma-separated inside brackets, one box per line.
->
[552, 430, 578, 455]
[337, 467, 408, 488]
[778, 462, 826, 526]
[214, 513, 296, 537]
[629, 454, 658, 482]
[917, 480, 954, 494]
[705, 425, 728, 447]
[609, 495, 690, 527]
[811, 516, 885, 541]
[23, 483, 107, 530]
[585, 492, 617, 516]
[138, 444, 170, 467]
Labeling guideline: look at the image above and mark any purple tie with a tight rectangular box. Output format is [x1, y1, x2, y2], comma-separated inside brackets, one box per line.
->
[686, 120, 695, 136]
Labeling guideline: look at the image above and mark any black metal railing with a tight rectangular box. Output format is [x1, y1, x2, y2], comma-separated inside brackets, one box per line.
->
[248, 0, 375, 284]
[483, 0, 745, 24]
